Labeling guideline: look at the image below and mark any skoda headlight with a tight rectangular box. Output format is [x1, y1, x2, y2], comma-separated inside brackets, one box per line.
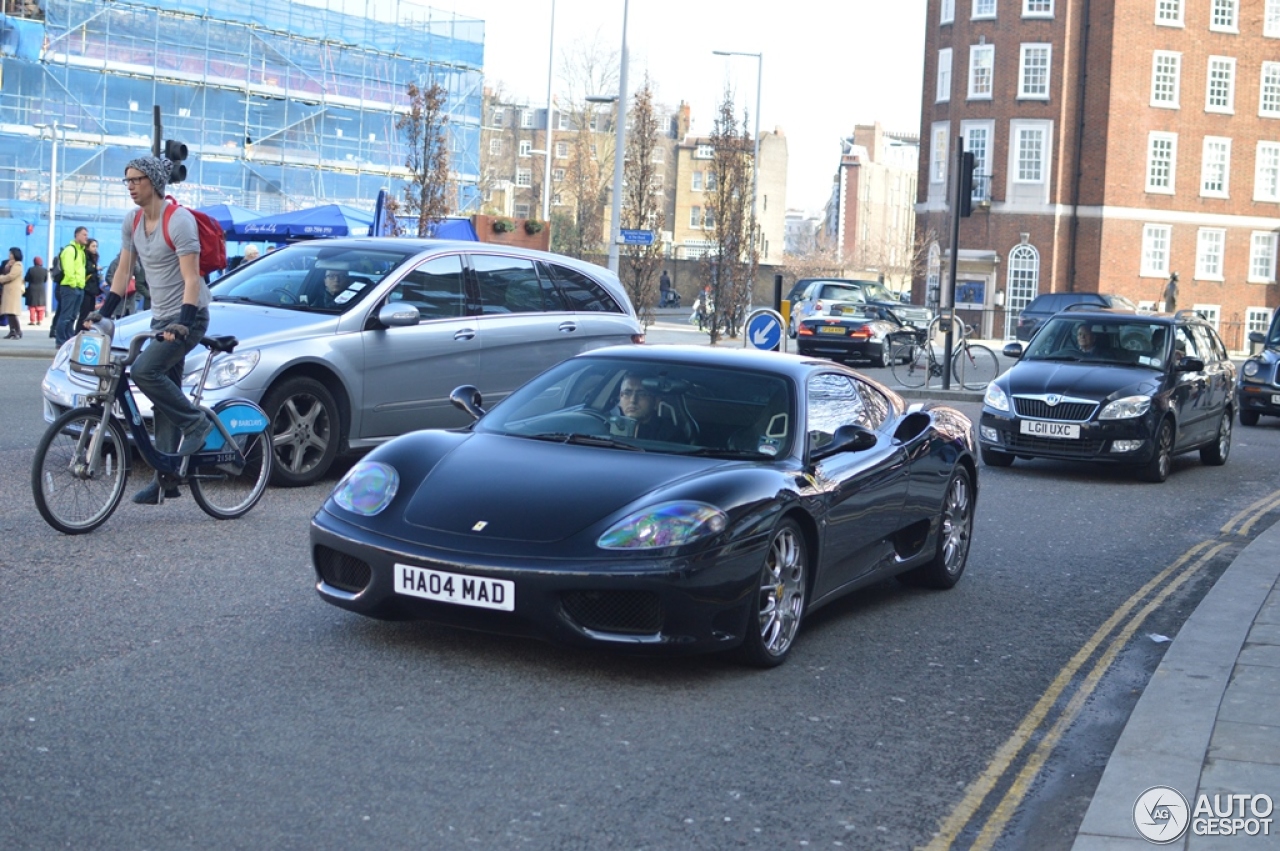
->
[190, 350, 261, 391]
[332, 461, 399, 516]
[984, 382, 1010, 412]
[1242, 360, 1261, 380]
[597, 501, 728, 550]
[1099, 395, 1152, 420]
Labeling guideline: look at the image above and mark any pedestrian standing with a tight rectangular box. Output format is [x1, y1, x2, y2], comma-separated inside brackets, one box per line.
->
[24, 256, 48, 326]
[0, 247, 25, 338]
[659, 270, 673, 307]
[53, 226, 89, 346]
[77, 238, 102, 331]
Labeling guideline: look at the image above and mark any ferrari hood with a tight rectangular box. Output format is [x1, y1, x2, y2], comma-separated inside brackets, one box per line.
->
[1003, 361, 1160, 401]
[401, 434, 717, 543]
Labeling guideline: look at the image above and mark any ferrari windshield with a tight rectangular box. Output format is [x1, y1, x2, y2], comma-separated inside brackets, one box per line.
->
[1023, 317, 1171, 370]
[209, 243, 418, 313]
[478, 356, 795, 458]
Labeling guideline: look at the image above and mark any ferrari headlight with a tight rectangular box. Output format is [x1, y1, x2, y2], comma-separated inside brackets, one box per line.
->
[1242, 360, 1261, 380]
[1099, 395, 1152, 420]
[597, 501, 728, 550]
[332, 461, 399, 516]
[189, 350, 261, 391]
[984, 383, 1010, 412]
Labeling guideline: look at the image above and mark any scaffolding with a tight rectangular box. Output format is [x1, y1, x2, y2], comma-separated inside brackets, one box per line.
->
[0, 0, 484, 259]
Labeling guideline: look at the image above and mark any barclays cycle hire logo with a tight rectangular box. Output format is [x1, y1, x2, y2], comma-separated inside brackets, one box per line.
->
[1134, 786, 1274, 843]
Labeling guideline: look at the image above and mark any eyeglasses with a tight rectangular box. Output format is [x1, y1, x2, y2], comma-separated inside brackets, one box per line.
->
[121, 176, 148, 186]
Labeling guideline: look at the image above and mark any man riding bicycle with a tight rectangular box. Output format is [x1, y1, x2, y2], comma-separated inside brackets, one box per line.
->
[89, 155, 212, 505]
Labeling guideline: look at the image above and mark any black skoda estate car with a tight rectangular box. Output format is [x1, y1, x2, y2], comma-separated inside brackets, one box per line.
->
[1237, 307, 1280, 427]
[979, 308, 1235, 482]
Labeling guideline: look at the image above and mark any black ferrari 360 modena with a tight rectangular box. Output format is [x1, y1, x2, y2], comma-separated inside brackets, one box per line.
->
[310, 346, 978, 667]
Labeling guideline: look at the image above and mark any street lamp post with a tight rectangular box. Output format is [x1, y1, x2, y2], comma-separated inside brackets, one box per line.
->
[35, 121, 74, 316]
[712, 50, 762, 259]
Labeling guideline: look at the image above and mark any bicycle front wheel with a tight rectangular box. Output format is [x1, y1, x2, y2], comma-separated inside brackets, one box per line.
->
[952, 344, 1001, 390]
[891, 341, 930, 388]
[189, 428, 273, 520]
[32, 407, 130, 535]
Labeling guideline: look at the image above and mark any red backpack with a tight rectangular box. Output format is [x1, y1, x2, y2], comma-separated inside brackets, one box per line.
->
[132, 196, 227, 277]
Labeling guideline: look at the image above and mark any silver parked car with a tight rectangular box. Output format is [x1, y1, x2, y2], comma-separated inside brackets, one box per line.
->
[42, 238, 644, 486]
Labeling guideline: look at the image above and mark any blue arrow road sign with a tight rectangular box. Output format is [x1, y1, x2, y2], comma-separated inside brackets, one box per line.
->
[746, 312, 783, 351]
[619, 229, 654, 245]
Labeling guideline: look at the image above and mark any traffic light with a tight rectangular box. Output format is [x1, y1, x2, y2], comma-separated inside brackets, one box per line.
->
[163, 139, 189, 184]
[958, 150, 975, 218]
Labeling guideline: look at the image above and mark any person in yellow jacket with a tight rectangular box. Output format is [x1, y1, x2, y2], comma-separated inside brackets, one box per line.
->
[53, 226, 90, 346]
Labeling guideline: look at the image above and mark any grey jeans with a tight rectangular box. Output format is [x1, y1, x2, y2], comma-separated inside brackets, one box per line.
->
[132, 311, 210, 453]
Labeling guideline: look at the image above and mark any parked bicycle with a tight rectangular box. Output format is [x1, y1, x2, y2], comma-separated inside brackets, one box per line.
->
[32, 319, 273, 534]
[889, 319, 1001, 390]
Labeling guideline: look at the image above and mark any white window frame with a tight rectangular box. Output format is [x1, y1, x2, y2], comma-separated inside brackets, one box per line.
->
[488, 138, 502, 156]
[555, 141, 569, 159]
[1209, 0, 1238, 33]
[1012, 123, 1047, 184]
[1261, 63, 1280, 117]
[1151, 51, 1181, 108]
[518, 140, 532, 158]
[937, 48, 953, 103]
[1146, 132, 1178, 194]
[515, 168, 532, 187]
[692, 171, 703, 191]
[651, 147, 665, 164]
[931, 124, 950, 185]
[1142, 224, 1173, 277]
[1249, 232, 1278, 282]
[689, 206, 702, 229]
[1247, 309, 1273, 342]
[962, 120, 994, 202]
[1205, 56, 1236, 114]
[1195, 229, 1227, 280]
[704, 207, 716, 230]
[973, 0, 997, 19]
[695, 144, 714, 160]
[650, 174, 664, 192]
[1268, 0, 1280, 38]
[557, 112, 569, 131]
[1200, 137, 1231, 198]
[1018, 43, 1051, 100]
[552, 168, 565, 183]
[1023, 0, 1053, 18]
[491, 107, 506, 125]
[1156, 0, 1184, 27]
[969, 44, 995, 99]
[513, 202, 531, 219]
[1254, 141, 1280, 202]
[941, 0, 955, 24]
[520, 110, 534, 129]
[1192, 304, 1221, 329]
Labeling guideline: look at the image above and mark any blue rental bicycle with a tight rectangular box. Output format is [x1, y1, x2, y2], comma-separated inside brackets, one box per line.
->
[32, 319, 273, 534]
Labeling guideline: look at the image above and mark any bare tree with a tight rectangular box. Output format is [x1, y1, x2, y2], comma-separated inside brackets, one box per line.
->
[620, 78, 665, 326]
[701, 90, 757, 345]
[553, 36, 619, 260]
[397, 80, 453, 237]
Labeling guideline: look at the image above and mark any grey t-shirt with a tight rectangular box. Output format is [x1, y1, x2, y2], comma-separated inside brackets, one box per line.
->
[121, 205, 210, 321]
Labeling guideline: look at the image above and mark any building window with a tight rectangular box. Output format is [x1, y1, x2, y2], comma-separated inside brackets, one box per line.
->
[516, 168, 532, 187]
[704, 207, 716, 229]
[963, 121, 993, 202]
[1156, 0, 1184, 26]
[590, 143, 598, 159]
[1268, 0, 1280, 37]
[969, 44, 995, 99]
[1201, 137, 1231, 197]
[1142, 224, 1172, 276]
[492, 107, 505, 125]
[1248, 309, 1273, 341]
[941, 0, 955, 24]
[651, 147, 665, 163]
[1005, 244, 1041, 340]
[1019, 44, 1051, 99]
[519, 140, 532, 157]
[1255, 141, 1280, 201]
[692, 171, 703, 191]
[1195, 229, 1226, 280]
[555, 141, 569, 159]
[1146, 132, 1178, 193]
[706, 171, 718, 191]
[1205, 56, 1236, 114]
[1023, 0, 1053, 17]
[557, 112, 570, 130]
[514, 203, 530, 218]
[489, 138, 503, 155]
[1260, 63, 1280, 117]
[1210, 0, 1238, 32]
[650, 174, 664, 191]
[520, 110, 534, 129]
[1250, 233, 1278, 281]
[973, 0, 996, 18]
[1151, 51, 1181, 107]
[552, 168, 564, 182]
[690, 206, 702, 228]
[1192, 304, 1221, 329]
[695, 144, 714, 159]
[931, 124, 950, 184]
[1014, 125, 1046, 182]
[937, 48, 953, 102]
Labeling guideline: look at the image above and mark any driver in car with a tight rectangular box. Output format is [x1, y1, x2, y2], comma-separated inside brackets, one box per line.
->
[1073, 324, 1114, 359]
[614, 373, 682, 441]
[321, 269, 350, 307]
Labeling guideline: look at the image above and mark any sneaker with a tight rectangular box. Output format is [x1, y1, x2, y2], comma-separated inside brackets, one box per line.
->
[177, 418, 214, 456]
[132, 479, 182, 505]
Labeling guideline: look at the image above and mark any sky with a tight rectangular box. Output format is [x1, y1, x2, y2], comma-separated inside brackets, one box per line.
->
[409, 0, 928, 214]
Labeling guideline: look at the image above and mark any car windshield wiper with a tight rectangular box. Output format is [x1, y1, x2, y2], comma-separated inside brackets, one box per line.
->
[522, 432, 645, 451]
[1033, 354, 1083, 362]
[211, 295, 257, 304]
[682, 447, 767, 459]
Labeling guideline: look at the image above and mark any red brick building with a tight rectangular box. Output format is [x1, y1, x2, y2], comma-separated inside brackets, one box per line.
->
[915, 0, 1280, 348]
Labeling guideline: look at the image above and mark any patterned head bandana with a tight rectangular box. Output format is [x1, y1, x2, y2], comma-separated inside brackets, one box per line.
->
[125, 156, 171, 198]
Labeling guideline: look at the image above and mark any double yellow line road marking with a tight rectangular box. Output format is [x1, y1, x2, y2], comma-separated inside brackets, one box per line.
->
[924, 487, 1280, 850]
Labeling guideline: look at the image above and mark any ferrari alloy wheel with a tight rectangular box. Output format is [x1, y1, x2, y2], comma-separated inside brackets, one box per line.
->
[738, 519, 807, 668]
[900, 466, 973, 589]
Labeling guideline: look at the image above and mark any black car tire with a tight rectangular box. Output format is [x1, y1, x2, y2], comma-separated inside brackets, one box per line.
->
[263, 376, 341, 488]
[877, 344, 891, 369]
[900, 466, 973, 590]
[1239, 409, 1260, 427]
[737, 518, 807, 668]
[980, 446, 1015, 467]
[1138, 419, 1175, 483]
[1199, 411, 1232, 466]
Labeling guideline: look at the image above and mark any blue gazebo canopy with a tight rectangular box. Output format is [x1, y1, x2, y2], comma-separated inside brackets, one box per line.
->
[229, 204, 374, 241]
[196, 204, 262, 232]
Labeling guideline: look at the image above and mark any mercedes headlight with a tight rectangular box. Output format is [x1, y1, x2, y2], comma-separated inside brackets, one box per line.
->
[331, 461, 400, 517]
[1099, 395, 1152, 420]
[52, 339, 73, 371]
[984, 383, 1010, 412]
[597, 501, 728, 550]
[184, 350, 261, 391]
